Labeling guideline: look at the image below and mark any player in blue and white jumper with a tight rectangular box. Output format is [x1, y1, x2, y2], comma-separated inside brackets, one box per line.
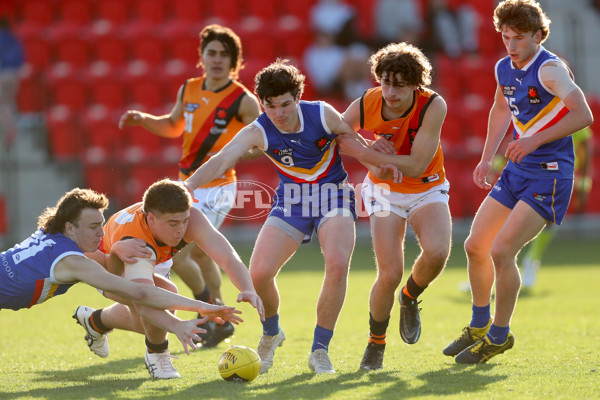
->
[444, 0, 593, 364]
[185, 59, 398, 374]
[0, 188, 242, 355]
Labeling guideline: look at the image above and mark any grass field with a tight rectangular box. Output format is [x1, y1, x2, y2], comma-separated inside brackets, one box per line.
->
[1, 238, 598, 400]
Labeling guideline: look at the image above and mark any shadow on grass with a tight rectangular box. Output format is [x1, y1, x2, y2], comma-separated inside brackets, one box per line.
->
[3, 357, 149, 399]
[3, 358, 508, 400]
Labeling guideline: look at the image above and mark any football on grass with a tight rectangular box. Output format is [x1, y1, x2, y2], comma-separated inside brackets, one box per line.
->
[218, 345, 261, 382]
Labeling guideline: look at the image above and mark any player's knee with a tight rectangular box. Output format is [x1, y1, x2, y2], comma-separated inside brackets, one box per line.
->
[464, 235, 487, 259]
[490, 245, 515, 270]
[250, 265, 276, 288]
[376, 268, 403, 291]
[323, 256, 350, 281]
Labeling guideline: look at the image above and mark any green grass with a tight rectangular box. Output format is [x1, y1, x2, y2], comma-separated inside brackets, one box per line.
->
[1, 238, 599, 399]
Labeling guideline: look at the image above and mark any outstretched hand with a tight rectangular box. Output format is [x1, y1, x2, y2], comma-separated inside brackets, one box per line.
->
[237, 291, 265, 321]
[196, 303, 244, 325]
[118, 110, 144, 129]
[172, 318, 205, 355]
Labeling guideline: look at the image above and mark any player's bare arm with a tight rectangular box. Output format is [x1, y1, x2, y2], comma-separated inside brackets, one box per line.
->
[342, 98, 395, 154]
[185, 124, 265, 189]
[238, 93, 264, 160]
[118, 84, 186, 138]
[505, 62, 593, 163]
[53, 255, 242, 320]
[338, 96, 446, 178]
[474, 85, 513, 189]
[184, 207, 266, 320]
[336, 100, 401, 181]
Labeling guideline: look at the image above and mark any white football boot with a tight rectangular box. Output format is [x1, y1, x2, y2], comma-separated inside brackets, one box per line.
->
[308, 348, 335, 374]
[145, 349, 180, 379]
[72, 305, 110, 358]
[257, 328, 286, 374]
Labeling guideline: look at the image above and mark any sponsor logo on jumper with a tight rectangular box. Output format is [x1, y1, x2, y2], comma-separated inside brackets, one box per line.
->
[501, 85, 517, 96]
[377, 133, 394, 140]
[273, 148, 293, 156]
[184, 102, 200, 112]
[314, 137, 331, 152]
[528, 86, 541, 104]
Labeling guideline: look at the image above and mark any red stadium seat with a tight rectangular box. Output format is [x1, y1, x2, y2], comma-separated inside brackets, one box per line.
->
[97, 0, 130, 24]
[84, 164, 122, 199]
[19, 28, 52, 69]
[238, 18, 276, 61]
[126, 165, 176, 204]
[82, 104, 123, 160]
[122, 19, 165, 65]
[172, 0, 207, 22]
[280, 0, 316, 19]
[20, 0, 54, 26]
[86, 62, 127, 110]
[88, 21, 129, 66]
[132, 0, 167, 22]
[276, 16, 311, 59]
[17, 64, 47, 112]
[48, 23, 90, 67]
[46, 63, 88, 111]
[57, 0, 92, 25]
[245, 0, 278, 20]
[206, 0, 241, 23]
[46, 104, 83, 160]
[162, 22, 200, 65]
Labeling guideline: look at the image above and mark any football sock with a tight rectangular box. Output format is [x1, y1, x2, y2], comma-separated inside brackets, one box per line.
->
[194, 286, 213, 304]
[401, 274, 426, 303]
[262, 314, 280, 336]
[312, 325, 333, 352]
[146, 338, 169, 353]
[470, 304, 491, 328]
[486, 324, 510, 345]
[90, 309, 111, 334]
[368, 313, 389, 344]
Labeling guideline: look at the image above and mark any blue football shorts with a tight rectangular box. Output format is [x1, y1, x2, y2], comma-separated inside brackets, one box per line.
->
[267, 180, 357, 243]
[489, 169, 573, 224]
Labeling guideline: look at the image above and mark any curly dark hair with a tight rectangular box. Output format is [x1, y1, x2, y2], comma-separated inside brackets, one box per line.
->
[369, 42, 432, 89]
[143, 179, 192, 216]
[198, 24, 244, 79]
[38, 188, 108, 234]
[494, 0, 551, 42]
[254, 58, 305, 102]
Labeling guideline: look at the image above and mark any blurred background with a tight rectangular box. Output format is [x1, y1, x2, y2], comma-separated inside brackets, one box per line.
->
[1, 0, 599, 248]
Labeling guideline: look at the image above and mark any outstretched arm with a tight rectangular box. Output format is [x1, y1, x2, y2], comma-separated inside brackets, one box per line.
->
[185, 124, 265, 190]
[54, 255, 243, 319]
[118, 84, 186, 138]
[184, 208, 266, 321]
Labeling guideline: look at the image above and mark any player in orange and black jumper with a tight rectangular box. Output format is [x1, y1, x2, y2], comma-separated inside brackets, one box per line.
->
[119, 24, 262, 347]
